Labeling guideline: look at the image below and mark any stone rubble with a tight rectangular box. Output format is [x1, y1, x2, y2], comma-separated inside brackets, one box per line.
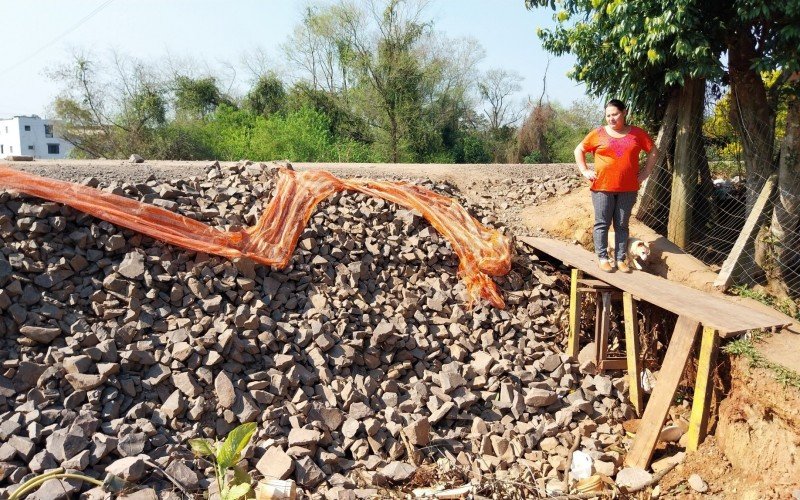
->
[0, 161, 633, 498]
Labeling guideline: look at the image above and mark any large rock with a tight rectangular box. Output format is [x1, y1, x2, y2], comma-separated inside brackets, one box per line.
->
[19, 325, 61, 344]
[256, 447, 295, 480]
[118, 251, 145, 279]
[106, 456, 146, 481]
[214, 371, 237, 409]
[402, 418, 431, 447]
[375, 461, 416, 484]
[616, 467, 653, 491]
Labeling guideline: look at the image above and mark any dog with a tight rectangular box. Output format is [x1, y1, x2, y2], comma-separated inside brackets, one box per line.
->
[607, 235, 651, 270]
[627, 238, 651, 270]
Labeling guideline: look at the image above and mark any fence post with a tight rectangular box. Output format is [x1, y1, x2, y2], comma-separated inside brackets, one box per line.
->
[714, 174, 777, 290]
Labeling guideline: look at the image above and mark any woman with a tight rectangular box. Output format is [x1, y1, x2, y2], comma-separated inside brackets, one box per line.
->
[574, 99, 658, 273]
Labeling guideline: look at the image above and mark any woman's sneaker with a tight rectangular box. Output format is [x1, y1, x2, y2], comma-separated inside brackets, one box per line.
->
[617, 260, 631, 273]
[598, 259, 613, 272]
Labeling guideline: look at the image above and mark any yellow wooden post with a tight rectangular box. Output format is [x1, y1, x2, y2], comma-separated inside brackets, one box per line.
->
[687, 327, 719, 451]
[567, 268, 582, 357]
[623, 292, 643, 416]
[596, 292, 612, 368]
[626, 316, 700, 468]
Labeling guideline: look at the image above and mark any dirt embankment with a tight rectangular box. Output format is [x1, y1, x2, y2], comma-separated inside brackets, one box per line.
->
[660, 355, 800, 498]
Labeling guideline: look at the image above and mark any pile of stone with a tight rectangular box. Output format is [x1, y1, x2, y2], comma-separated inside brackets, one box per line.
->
[0, 162, 632, 498]
[467, 175, 583, 234]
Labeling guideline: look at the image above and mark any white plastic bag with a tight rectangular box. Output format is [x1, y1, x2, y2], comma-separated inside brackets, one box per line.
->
[570, 450, 594, 480]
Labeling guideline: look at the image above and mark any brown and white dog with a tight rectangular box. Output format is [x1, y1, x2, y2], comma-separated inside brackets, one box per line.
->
[608, 235, 651, 270]
[627, 238, 651, 270]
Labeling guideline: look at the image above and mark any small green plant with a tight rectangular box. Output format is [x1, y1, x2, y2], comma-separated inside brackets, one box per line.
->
[190, 422, 257, 500]
[723, 333, 800, 390]
[731, 284, 800, 321]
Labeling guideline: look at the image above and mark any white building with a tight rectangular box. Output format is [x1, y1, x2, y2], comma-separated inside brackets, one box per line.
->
[0, 115, 73, 159]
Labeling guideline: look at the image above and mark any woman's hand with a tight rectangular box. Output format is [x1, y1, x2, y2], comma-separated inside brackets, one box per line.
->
[582, 169, 597, 181]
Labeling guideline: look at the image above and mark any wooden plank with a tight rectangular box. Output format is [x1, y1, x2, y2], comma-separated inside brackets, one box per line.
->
[624, 292, 644, 416]
[687, 327, 719, 451]
[598, 359, 628, 370]
[578, 278, 612, 288]
[626, 316, 701, 469]
[714, 175, 777, 291]
[520, 236, 789, 336]
[596, 292, 611, 367]
[567, 269, 582, 358]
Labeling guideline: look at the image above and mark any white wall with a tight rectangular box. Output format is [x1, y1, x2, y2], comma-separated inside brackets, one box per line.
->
[0, 116, 73, 159]
[0, 118, 22, 157]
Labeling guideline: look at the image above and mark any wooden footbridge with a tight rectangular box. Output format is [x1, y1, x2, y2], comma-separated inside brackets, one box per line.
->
[521, 236, 790, 469]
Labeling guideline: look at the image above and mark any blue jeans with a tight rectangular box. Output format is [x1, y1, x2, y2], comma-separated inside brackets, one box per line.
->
[591, 191, 638, 261]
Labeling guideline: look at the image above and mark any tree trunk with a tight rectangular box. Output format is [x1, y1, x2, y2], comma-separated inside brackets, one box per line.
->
[389, 112, 399, 163]
[727, 29, 776, 211]
[668, 78, 705, 249]
[637, 92, 679, 227]
[769, 93, 800, 297]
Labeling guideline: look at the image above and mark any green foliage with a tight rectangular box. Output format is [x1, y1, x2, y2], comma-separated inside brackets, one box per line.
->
[174, 76, 232, 120]
[515, 99, 602, 163]
[731, 285, 800, 321]
[245, 75, 287, 117]
[525, 0, 726, 119]
[723, 334, 800, 389]
[459, 134, 491, 163]
[287, 82, 372, 143]
[189, 422, 257, 500]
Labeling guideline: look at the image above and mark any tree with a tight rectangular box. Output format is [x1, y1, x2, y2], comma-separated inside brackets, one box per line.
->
[770, 90, 800, 296]
[478, 69, 524, 131]
[49, 52, 170, 158]
[333, 0, 430, 162]
[48, 54, 116, 158]
[173, 76, 231, 120]
[282, 6, 350, 93]
[245, 75, 287, 117]
[527, 0, 800, 292]
[526, 0, 724, 247]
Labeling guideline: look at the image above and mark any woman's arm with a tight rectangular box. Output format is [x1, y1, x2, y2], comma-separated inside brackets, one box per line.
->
[574, 144, 596, 180]
[638, 144, 660, 183]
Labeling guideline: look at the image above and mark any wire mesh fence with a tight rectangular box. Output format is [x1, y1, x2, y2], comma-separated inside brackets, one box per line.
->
[634, 87, 800, 313]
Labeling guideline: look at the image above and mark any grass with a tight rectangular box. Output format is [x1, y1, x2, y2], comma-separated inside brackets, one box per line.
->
[730, 284, 800, 321]
[723, 332, 800, 390]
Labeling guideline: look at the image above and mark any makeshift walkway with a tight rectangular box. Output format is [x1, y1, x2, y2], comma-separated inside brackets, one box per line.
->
[520, 236, 790, 469]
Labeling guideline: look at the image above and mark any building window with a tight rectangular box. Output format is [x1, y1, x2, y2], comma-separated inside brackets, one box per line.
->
[9, 146, 13, 153]
[0, 145, 3, 153]
[44, 124, 53, 138]
[47, 143, 60, 154]
[28, 145, 34, 150]
[24, 125, 31, 131]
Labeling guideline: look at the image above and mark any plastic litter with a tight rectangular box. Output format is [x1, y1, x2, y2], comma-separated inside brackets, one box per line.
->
[642, 368, 656, 394]
[570, 450, 594, 481]
[0, 165, 512, 308]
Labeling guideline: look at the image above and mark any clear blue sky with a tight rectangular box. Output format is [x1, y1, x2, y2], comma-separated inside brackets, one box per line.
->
[0, 0, 588, 118]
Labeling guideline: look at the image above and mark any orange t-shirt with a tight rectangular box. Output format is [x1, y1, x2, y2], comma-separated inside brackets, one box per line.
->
[581, 125, 654, 192]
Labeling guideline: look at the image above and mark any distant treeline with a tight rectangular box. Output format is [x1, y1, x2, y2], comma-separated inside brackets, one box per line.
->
[49, 0, 605, 164]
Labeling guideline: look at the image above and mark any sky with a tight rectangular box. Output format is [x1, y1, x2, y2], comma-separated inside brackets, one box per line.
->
[0, 0, 589, 118]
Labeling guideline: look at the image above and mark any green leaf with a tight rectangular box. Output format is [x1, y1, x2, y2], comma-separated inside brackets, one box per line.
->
[216, 422, 257, 469]
[223, 482, 251, 500]
[232, 465, 252, 487]
[188, 439, 215, 457]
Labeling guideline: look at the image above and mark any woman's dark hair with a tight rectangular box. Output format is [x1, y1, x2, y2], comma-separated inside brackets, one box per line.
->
[605, 99, 627, 111]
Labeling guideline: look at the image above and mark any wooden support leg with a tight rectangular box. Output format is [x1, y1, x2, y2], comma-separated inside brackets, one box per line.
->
[623, 292, 643, 416]
[625, 316, 700, 469]
[567, 268, 582, 358]
[687, 327, 719, 451]
[596, 292, 611, 369]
